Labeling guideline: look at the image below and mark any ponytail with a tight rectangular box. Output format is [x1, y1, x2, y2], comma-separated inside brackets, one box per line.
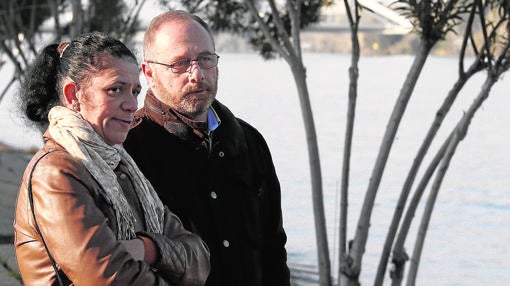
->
[21, 44, 61, 130]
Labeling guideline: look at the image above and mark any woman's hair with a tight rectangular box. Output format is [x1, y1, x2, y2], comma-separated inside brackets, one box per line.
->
[21, 31, 138, 131]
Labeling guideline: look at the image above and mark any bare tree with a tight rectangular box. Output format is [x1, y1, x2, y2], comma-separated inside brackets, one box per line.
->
[339, 0, 472, 285]
[243, 2, 331, 285]
[389, 2, 510, 285]
[0, 0, 145, 108]
[335, 0, 510, 285]
[375, 1, 486, 284]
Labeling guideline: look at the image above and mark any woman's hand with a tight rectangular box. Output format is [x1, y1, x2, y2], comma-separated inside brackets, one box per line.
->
[120, 238, 145, 261]
[120, 236, 157, 265]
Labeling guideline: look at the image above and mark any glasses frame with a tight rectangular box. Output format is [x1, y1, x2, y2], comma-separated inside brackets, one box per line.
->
[146, 53, 220, 74]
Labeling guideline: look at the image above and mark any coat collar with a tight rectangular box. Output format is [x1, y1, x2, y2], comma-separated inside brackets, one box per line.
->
[132, 89, 247, 156]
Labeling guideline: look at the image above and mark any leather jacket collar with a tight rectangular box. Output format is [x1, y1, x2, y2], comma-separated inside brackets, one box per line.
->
[132, 90, 203, 140]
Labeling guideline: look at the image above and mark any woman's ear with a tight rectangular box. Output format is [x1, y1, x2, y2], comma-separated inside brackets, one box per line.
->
[63, 81, 81, 112]
[63, 82, 78, 105]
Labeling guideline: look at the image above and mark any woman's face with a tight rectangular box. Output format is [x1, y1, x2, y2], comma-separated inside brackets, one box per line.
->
[77, 56, 141, 145]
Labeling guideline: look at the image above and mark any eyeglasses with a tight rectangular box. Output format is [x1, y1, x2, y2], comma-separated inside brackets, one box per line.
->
[147, 54, 220, 74]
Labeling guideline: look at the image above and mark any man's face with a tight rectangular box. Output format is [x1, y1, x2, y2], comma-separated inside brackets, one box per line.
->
[142, 19, 218, 121]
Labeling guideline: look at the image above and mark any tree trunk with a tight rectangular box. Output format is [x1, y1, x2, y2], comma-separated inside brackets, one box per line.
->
[341, 40, 434, 285]
[405, 73, 498, 286]
[69, 0, 84, 38]
[289, 60, 332, 286]
[338, 1, 360, 285]
[241, 1, 331, 284]
[375, 60, 482, 285]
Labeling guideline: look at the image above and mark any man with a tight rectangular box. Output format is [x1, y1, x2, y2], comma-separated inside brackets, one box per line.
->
[124, 10, 291, 286]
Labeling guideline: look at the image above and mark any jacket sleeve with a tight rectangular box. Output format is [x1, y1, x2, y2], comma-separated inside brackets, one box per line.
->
[138, 207, 210, 286]
[261, 144, 291, 286]
[242, 122, 291, 286]
[19, 151, 171, 285]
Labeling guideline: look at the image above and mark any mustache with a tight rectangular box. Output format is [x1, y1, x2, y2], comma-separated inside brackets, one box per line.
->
[184, 83, 210, 94]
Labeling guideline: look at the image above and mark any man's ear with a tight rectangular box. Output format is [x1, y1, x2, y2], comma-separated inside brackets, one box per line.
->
[142, 62, 154, 82]
[63, 82, 78, 105]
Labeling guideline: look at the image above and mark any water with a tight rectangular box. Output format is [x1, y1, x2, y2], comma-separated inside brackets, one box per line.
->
[2, 53, 509, 285]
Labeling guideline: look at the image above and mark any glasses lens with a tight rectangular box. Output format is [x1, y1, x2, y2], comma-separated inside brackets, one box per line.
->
[168, 54, 218, 73]
[171, 59, 192, 73]
[198, 54, 218, 69]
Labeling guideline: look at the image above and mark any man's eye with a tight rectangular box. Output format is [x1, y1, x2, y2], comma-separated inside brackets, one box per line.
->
[199, 55, 212, 62]
[173, 59, 191, 67]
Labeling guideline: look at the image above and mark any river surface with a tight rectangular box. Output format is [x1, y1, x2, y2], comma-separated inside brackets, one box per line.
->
[1, 53, 509, 285]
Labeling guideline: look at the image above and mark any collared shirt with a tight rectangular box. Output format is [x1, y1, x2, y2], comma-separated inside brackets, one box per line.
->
[208, 108, 220, 132]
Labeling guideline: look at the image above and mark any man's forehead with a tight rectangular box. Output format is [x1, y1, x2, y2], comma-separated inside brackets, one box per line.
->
[153, 30, 213, 57]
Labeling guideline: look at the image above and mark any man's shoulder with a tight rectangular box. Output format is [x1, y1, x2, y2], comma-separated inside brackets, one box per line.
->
[230, 115, 267, 143]
[129, 114, 161, 133]
[213, 100, 263, 137]
[125, 116, 167, 149]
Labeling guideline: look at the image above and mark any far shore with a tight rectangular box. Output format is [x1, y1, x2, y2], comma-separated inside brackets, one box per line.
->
[0, 142, 32, 153]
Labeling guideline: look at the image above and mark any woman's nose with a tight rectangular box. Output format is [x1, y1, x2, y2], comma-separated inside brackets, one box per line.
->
[123, 93, 138, 112]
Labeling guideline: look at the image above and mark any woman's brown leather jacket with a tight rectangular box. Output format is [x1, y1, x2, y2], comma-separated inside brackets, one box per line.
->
[14, 135, 210, 285]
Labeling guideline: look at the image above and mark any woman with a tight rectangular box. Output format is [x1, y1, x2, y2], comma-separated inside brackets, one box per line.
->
[14, 31, 210, 285]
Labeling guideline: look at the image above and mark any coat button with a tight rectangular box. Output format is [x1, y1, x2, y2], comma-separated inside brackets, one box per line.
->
[222, 240, 230, 248]
[119, 173, 127, 180]
[210, 191, 217, 199]
[218, 151, 225, 158]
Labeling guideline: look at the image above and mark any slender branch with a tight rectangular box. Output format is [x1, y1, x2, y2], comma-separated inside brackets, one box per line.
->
[458, 0, 478, 75]
[266, 0, 296, 59]
[338, 1, 361, 286]
[405, 70, 501, 285]
[389, 131, 451, 286]
[243, 0, 291, 61]
[477, 0, 493, 68]
[0, 41, 24, 80]
[347, 39, 434, 284]
[404, 128, 461, 286]
[286, 0, 302, 61]
[121, 0, 147, 43]
[0, 76, 16, 104]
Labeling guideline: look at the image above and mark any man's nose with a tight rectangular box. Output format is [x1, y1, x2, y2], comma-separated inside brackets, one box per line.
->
[188, 61, 204, 82]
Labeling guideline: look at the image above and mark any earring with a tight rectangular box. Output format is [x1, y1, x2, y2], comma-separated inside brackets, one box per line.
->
[72, 100, 80, 112]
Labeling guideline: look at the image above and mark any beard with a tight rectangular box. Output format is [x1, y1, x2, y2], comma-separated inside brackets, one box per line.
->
[176, 72, 218, 119]
[177, 91, 215, 119]
[153, 70, 218, 120]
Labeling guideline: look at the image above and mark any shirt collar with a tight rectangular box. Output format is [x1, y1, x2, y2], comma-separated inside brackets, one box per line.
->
[207, 108, 220, 131]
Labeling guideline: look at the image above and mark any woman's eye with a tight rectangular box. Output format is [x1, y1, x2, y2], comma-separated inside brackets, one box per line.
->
[108, 87, 122, 95]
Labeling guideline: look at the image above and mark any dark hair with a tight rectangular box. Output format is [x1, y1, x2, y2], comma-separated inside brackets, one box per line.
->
[143, 10, 215, 60]
[21, 31, 138, 131]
